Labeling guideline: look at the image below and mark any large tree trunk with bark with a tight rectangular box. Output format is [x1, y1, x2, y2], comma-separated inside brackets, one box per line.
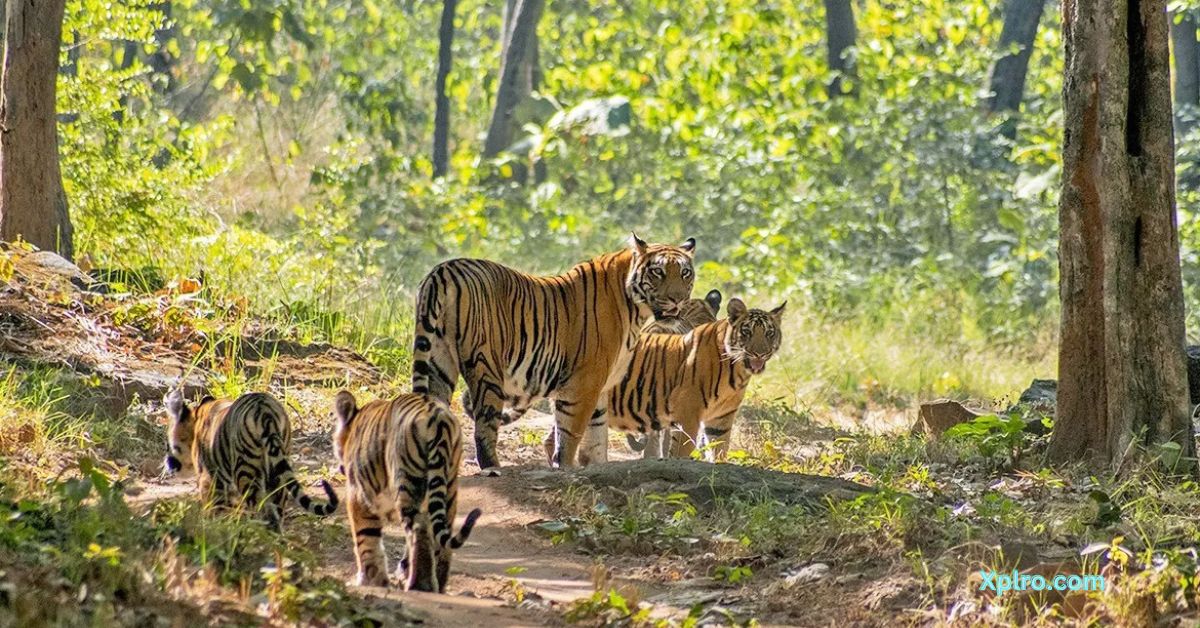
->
[987, 0, 1047, 139]
[433, 0, 457, 178]
[1051, 0, 1193, 474]
[0, 0, 73, 259]
[483, 0, 543, 157]
[1170, 10, 1200, 132]
[822, 0, 856, 97]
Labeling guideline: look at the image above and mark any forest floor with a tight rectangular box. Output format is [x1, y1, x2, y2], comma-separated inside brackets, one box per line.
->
[5, 247, 1200, 626]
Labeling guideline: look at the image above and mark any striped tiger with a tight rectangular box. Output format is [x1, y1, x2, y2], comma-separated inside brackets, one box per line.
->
[585, 298, 786, 463]
[332, 391, 482, 592]
[641, 288, 723, 334]
[411, 234, 697, 469]
[163, 390, 338, 530]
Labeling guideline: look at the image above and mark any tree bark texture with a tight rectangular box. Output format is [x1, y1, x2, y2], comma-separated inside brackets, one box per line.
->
[0, 0, 73, 259]
[988, 0, 1047, 139]
[483, 0, 543, 157]
[1051, 0, 1193, 473]
[433, 0, 457, 178]
[822, 0, 856, 96]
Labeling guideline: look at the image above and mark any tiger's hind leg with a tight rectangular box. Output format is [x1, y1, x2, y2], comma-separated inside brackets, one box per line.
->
[347, 496, 388, 587]
[396, 484, 437, 591]
[464, 379, 506, 471]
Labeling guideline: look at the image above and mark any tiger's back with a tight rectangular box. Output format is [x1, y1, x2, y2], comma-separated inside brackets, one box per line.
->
[333, 391, 482, 592]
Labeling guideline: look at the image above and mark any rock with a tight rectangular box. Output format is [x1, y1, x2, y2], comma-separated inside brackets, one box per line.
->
[1016, 379, 1057, 410]
[1188, 346, 1200, 406]
[910, 399, 982, 437]
[1002, 379, 1057, 435]
[782, 563, 830, 587]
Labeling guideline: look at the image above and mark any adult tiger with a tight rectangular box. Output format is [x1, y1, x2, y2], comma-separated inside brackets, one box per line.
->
[585, 298, 786, 463]
[332, 391, 482, 592]
[411, 235, 697, 469]
[163, 390, 338, 530]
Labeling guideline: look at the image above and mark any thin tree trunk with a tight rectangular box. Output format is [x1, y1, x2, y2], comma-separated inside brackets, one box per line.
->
[483, 0, 544, 157]
[822, 0, 856, 97]
[1170, 10, 1200, 131]
[0, 0, 73, 259]
[987, 0, 1048, 139]
[433, 0, 457, 178]
[1051, 0, 1193, 474]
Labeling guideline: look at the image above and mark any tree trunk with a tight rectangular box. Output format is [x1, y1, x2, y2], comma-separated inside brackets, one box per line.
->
[987, 0, 1048, 139]
[0, 0, 73, 260]
[432, 0, 457, 178]
[1170, 10, 1200, 132]
[1051, 0, 1193, 474]
[822, 0, 856, 96]
[483, 0, 543, 157]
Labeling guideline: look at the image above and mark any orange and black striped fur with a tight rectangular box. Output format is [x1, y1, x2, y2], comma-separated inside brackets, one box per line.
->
[163, 390, 338, 530]
[411, 235, 697, 469]
[557, 289, 722, 457]
[641, 289, 722, 335]
[332, 391, 482, 592]
[587, 299, 786, 463]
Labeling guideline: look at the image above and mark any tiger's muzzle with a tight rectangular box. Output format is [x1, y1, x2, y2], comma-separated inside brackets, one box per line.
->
[744, 353, 772, 375]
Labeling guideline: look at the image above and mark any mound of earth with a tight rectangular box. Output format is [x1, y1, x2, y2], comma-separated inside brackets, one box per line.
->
[0, 245, 381, 415]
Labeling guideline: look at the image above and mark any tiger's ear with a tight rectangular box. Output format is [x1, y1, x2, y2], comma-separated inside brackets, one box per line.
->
[334, 390, 358, 425]
[628, 232, 649, 256]
[769, 301, 787, 323]
[680, 237, 696, 254]
[704, 289, 723, 317]
[164, 389, 186, 421]
[726, 298, 747, 321]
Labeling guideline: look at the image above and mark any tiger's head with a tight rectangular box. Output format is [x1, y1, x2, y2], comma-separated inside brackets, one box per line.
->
[723, 299, 786, 375]
[162, 389, 212, 475]
[643, 289, 722, 334]
[626, 234, 697, 321]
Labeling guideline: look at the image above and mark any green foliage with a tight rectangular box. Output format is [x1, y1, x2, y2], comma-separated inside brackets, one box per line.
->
[59, 0, 1078, 361]
[944, 412, 1041, 460]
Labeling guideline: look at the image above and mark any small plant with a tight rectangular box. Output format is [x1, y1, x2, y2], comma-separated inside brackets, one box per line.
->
[944, 412, 1043, 462]
[502, 566, 530, 603]
[713, 564, 753, 584]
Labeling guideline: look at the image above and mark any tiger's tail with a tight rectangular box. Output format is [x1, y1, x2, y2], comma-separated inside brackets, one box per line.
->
[412, 267, 460, 403]
[267, 432, 339, 516]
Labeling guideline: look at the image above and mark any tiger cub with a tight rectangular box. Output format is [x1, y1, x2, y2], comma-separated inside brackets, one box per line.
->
[163, 390, 338, 530]
[588, 298, 786, 463]
[332, 391, 482, 592]
[552, 289, 722, 459]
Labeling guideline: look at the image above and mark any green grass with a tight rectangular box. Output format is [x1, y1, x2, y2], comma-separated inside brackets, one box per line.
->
[752, 303, 1056, 417]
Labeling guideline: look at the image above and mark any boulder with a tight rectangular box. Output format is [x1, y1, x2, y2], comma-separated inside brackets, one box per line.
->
[910, 399, 982, 437]
[1188, 345, 1200, 405]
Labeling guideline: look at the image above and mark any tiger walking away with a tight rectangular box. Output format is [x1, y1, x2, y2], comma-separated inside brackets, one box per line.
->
[589, 298, 786, 463]
[332, 391, 482, 592]
[410, 234, 698, 469]
[163, 390, 338, 530]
